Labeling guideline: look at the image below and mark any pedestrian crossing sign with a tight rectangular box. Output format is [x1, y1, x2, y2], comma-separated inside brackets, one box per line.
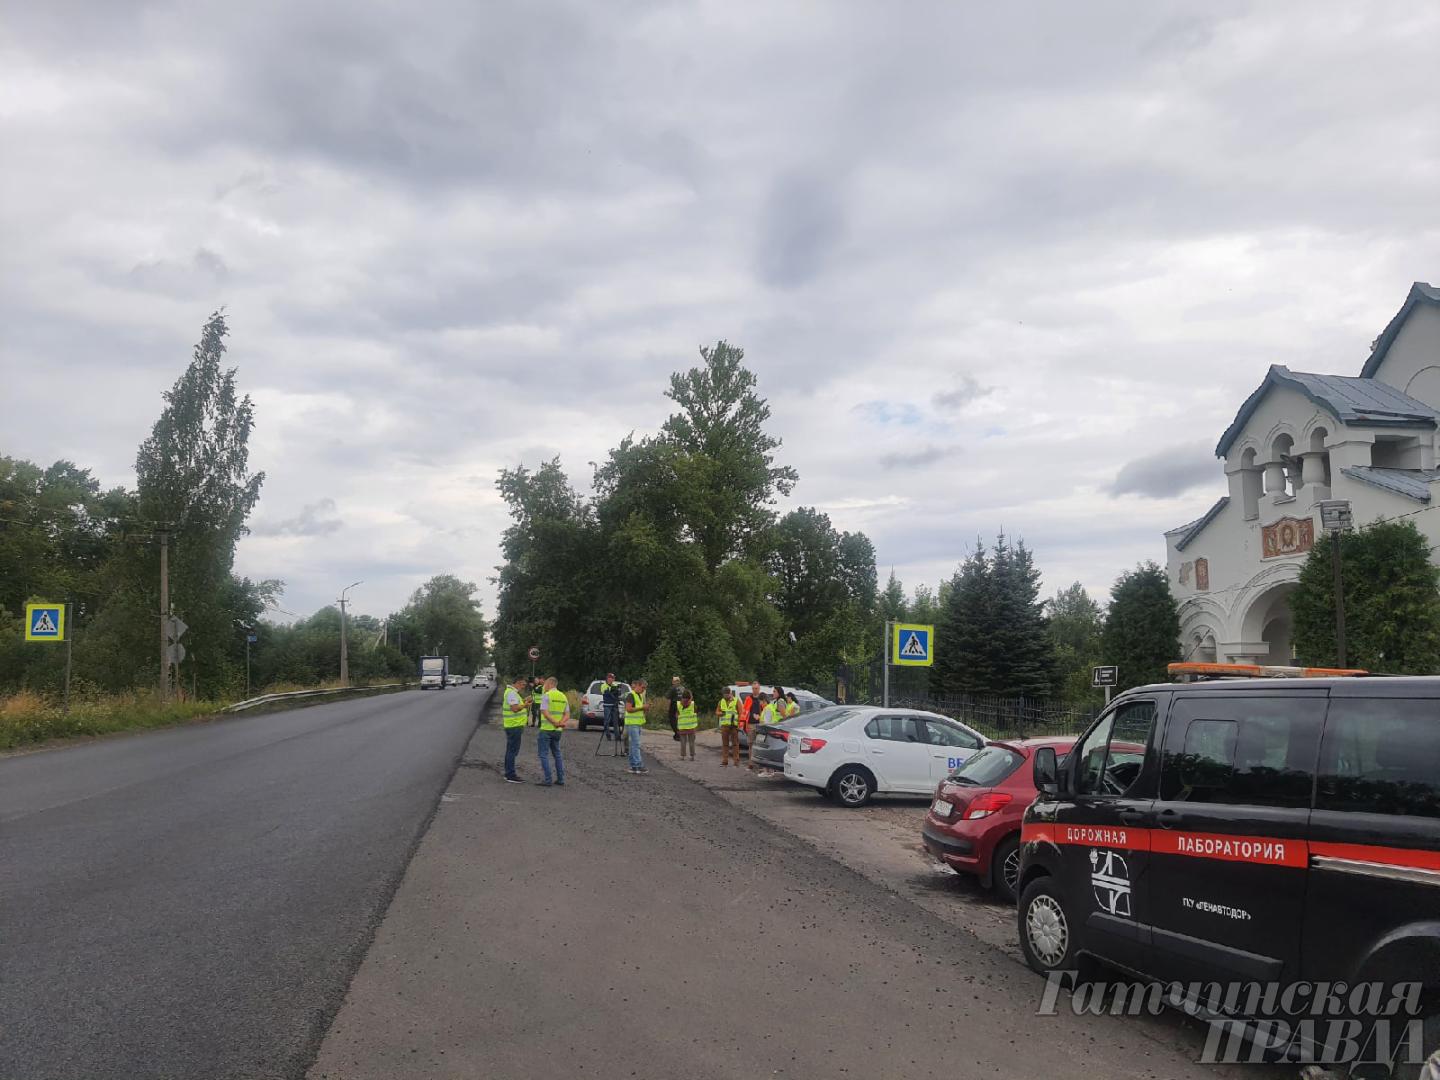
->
[24, 603, 65, 642]
[891, 623, 933, 667]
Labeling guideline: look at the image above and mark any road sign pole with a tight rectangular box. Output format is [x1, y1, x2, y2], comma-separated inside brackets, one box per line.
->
[158, 530, 170, 702]
[62, 602, 74, 715]
[1332, 529, 1347, 668]
[882, 620, 891, 708]
[246, 636, 252, 698]
[1104, 686, 1112, 708]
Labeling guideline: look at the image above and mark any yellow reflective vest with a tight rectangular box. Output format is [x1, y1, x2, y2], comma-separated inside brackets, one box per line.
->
[717, 697, 738, 726]
[502, 687, 528, 729]
[676, 701, 698, 731]
[541, 688, 569, 731]
[625, 689, 647, 726]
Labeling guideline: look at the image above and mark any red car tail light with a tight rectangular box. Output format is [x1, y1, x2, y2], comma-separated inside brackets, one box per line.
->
[772, 730, 790, 741]
[799, 737, 827, 754]
[962, 792, 1013, 820]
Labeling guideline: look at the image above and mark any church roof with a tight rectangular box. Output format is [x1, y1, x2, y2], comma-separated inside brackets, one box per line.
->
[1340, 466, 1440, 503]
[1215, 364, 1438, 458]
[1359, 282, 1440, 379]
[1167, 496, 1229, 552]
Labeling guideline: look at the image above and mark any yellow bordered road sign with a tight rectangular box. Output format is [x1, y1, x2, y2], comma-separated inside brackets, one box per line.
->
[891, 623, 933, 667]
[25, 602, 66, 642]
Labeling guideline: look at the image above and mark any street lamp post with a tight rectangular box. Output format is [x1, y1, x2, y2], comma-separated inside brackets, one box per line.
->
[338, 581, 363, 688]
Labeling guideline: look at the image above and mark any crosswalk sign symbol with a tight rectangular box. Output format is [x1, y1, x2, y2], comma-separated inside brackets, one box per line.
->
[891, 622, 934, 667]
[25, 603, 66, 642]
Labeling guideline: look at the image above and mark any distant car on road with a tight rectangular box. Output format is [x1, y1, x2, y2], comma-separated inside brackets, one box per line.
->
[578, 680, 631, 730]
[922, 737, 1076, 902]
[783, 706, 985, 807]
[749, 705, 860, 770]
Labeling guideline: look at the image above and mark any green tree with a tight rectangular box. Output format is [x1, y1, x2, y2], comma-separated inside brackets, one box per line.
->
[1102, 562, 1180, 691]
[1047, 582, 1104, 702]
[987, 535, 1053, 697]
[1290, 520, 1440, 672]
[396, 575, 489, 676]
[660, 340, 798, 571]
[934, 540, 991, 696]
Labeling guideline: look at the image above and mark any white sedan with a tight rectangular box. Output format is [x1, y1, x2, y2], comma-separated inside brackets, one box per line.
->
[783, 706, 986, 807]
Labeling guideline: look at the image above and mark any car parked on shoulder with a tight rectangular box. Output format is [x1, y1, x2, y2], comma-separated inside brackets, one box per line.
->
[729, 685, 836, 750]
[783, 706, 985, 806]
[578, 680, 631, 730]
[749, 706, 860, 771]
[922, 737, 1076, 902]
[1016, 672, 1440, 1076]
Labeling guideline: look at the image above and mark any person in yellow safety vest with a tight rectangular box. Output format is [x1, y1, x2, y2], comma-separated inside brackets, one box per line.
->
[622, 678, 648, 774]
[676, 691, 699, 760]
[502, 675, 529, 783]
[746, 689, 770, 772]
[784, 691, 800, 720]
[754, 690, 783, 776]
[716, 686, 740, 767]
[538, 676, 569, 786]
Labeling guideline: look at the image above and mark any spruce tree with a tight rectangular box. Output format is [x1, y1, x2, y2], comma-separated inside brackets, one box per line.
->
[1102, 562, 1180, 691]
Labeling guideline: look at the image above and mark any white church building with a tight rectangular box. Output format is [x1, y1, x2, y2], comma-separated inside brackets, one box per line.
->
[1165, 282, 1440, 665]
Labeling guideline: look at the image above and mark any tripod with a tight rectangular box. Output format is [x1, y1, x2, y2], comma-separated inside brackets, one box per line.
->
[594, 702, 624, 756]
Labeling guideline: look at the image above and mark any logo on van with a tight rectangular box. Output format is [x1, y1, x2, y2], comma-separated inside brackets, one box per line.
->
[1090, 849, 1132, 918]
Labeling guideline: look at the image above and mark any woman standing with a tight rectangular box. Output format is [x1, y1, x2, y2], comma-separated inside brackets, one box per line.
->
[675, 690, 698, 760]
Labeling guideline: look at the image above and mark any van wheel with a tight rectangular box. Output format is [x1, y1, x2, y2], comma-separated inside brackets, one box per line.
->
[831, 767, 874, 807]
[992, 836, 1022, 904]
[1018, 878, 1090, 978]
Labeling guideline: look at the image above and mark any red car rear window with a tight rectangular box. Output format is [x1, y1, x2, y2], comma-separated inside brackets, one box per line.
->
[949, 745, 1024, 786]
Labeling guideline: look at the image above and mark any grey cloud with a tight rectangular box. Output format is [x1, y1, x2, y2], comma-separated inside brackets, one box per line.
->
[254, 498, 344, 537]
[879, 444, 961, 470]
[1109, 444, 1219, 498]
[933, 377, 993, 412]
[755, 172, 845, 288]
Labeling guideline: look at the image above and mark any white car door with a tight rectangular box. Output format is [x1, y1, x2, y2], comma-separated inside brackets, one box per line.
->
[862, 715, 932, 792]
[918, 718, 985, 785]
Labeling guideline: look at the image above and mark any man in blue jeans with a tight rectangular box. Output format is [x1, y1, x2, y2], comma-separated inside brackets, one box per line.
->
[501, 675, 529, 783]
[538, 677, 568, 786]
[600, 673, 620, 740]
[623, 679, 648, 774]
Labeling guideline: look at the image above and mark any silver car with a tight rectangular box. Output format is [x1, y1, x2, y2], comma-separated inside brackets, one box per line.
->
[749, 705, 859, 770]
[729, 685, 836, 751]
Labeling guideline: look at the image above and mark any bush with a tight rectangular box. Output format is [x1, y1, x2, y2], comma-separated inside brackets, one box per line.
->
[0, 689, 220, 751]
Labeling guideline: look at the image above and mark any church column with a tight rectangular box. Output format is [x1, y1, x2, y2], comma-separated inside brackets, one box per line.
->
[1299, 452, 1326, 487]
[1263, 460, 1287, 495]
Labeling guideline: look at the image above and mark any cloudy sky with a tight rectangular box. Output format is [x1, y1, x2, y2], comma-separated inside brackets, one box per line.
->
[3, 0, 1438, 624]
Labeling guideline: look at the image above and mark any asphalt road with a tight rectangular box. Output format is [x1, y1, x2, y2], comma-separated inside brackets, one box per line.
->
[309, 720, 1257, 1080]
[0, 687, 488, 1080]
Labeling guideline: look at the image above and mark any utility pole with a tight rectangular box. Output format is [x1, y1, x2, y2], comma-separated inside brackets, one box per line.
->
[338, 581, 362, 687]
[63, 601, 74, 715]
[158, 530, 170, 702]
[882, 620, 891, 708]
[1318, 500, 1354, 667]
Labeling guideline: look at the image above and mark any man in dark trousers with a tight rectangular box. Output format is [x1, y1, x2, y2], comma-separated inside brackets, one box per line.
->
[600, 673, 621, 740]
[667, 675, 683, 741]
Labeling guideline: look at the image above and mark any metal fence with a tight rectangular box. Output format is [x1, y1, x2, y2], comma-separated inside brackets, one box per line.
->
[856, 690, 1100, 741]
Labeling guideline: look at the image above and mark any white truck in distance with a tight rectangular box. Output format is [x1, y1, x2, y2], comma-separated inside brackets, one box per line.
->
[419, 656, 448, 690]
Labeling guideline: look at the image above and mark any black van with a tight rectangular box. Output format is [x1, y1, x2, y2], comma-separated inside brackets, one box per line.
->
[1017, 676, 1439, 1077]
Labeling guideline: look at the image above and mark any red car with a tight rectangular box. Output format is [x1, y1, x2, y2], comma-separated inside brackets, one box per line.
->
[921, 737, 1076, 903]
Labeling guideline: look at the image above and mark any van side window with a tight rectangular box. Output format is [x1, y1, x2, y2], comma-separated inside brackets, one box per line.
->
[1074, 700, 1155, 797]
[1159, 700, 1317, 808]
[1318, 700, 1440, 820]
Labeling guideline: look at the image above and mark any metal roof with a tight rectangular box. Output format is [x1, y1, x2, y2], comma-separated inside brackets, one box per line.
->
[1215, 364, 1438, 457]
[1359, 281, 1440, 379]
[1168, 496, 1229, 552]
[1339, 466, 1440, 502]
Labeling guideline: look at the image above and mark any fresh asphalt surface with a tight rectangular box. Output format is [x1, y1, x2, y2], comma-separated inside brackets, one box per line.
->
[0, 686, 489, 1080]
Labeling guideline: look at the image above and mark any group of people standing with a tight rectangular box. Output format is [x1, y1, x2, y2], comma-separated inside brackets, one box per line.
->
[499, 673, 803, 783]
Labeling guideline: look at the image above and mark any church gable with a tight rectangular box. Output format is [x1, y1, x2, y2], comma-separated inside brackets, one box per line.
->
[1358, 282, 1440, 406]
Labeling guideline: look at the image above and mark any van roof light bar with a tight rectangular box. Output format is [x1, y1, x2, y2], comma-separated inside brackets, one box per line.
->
[1168, 662, 1368, 681]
